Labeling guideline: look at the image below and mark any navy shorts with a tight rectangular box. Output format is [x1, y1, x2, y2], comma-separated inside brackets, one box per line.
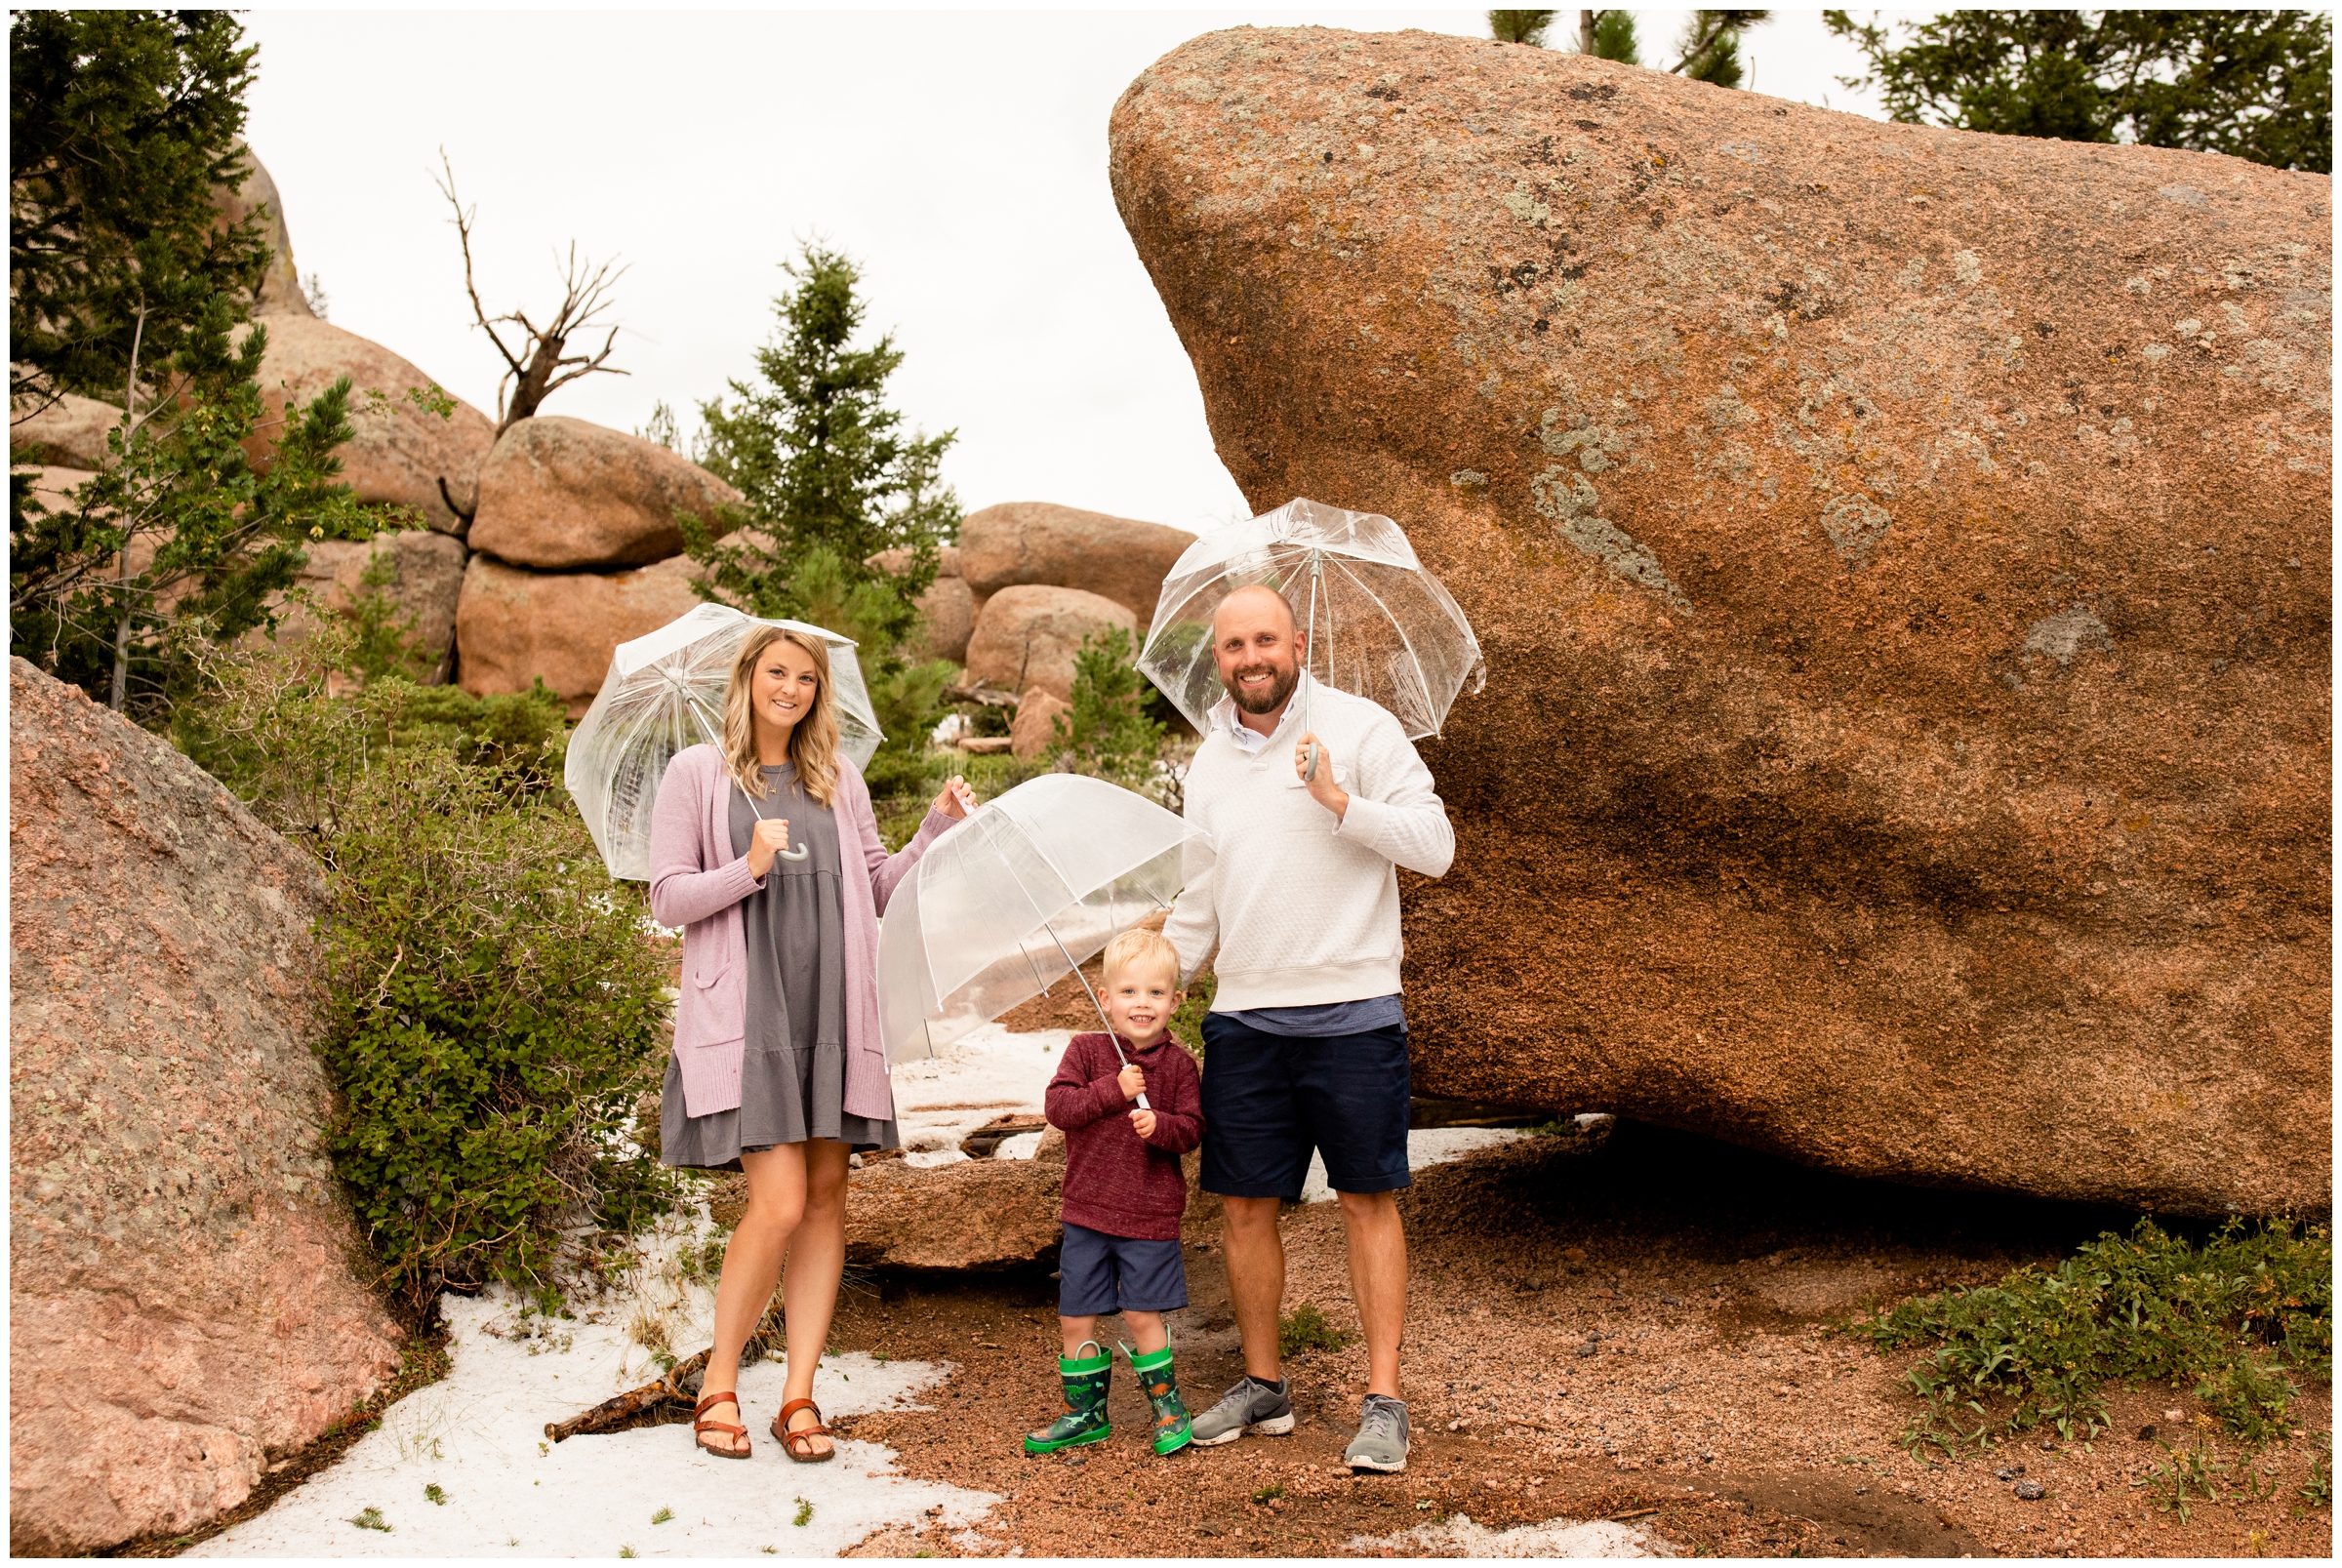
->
[1059, 1222, 1188, 1316]
[1198, 1015, 1412, 1199]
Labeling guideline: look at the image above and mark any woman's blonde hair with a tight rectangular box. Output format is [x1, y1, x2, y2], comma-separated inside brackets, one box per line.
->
[722, 624, 840, 807]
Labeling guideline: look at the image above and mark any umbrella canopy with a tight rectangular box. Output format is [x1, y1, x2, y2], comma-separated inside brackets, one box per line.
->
[875, 773, 1194, 1065]
[1137, 497, 1485, 741]
[564, 602, 883, 881]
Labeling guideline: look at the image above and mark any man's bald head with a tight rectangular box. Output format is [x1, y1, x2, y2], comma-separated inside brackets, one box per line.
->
[1211, 583, 1306, 718]
[1212, 582, 1297, 640]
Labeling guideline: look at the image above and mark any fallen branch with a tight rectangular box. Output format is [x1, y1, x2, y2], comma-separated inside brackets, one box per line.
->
[545, 1304, 784, 1442]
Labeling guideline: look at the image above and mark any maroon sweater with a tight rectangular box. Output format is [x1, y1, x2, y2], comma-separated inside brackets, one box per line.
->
[1044, 1031, 1203, 1241]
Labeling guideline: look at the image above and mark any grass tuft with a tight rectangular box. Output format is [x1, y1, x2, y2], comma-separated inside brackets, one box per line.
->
[793, 1498, 814, 1528]
[347, 1508, 390, 1533]
[423, 1483, 446, 1507]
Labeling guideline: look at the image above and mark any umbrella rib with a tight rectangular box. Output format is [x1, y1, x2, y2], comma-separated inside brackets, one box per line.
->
[1327, 554, 1437, 733]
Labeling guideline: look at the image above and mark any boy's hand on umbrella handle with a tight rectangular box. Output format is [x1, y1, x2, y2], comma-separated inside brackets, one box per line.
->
[933, 775, 978, 821]
[747, 817, 795, 877]
[1294, 732, 1351, 821]
[1129, 1107, 1158, 1140]
[1117, 1063, 1146, 1102]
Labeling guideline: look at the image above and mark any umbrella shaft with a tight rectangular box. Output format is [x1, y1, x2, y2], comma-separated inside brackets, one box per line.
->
[1038, 916, 1152, 1112]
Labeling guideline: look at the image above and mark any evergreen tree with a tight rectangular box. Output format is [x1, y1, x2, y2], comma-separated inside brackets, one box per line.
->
[1674, 10, 1772, 89]
[686, 242, 959, 650]
[1826, 9, 2331, 173]
[10, 10, 270, 413]
[1489, 11, 1558, 47]
[9, 9, 370, 718]
[685, 243, 962, 795]
[1592, 10, 1641, 63]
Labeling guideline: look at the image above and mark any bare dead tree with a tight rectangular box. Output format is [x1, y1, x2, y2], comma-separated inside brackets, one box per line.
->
[434, 150, 628, 435]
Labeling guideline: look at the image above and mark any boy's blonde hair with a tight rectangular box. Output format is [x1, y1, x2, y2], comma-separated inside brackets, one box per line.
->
[1101, 928, 1182, 988]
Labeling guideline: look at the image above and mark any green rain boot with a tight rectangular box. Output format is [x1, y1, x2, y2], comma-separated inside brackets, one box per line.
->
[1124, 1341, 1193, 1456]
[1023, 1341, 1112, 1455]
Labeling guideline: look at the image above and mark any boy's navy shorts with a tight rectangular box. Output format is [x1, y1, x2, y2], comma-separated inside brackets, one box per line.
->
[1198, 1015, 1412, 1199]
[1059, 1222, 1188, 1316]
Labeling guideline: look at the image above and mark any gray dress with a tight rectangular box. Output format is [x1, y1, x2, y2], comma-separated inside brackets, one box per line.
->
[661, 762, 900, 1169]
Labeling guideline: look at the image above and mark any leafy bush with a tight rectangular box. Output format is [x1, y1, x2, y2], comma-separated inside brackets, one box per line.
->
[180, 629, 678, 1310]
[1861, 1218, 2329, 1456]
[1168, 969, 1216, 1057]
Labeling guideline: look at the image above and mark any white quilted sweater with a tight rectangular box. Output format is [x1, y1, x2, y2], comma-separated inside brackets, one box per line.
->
[1163, 674, 1455, 1011]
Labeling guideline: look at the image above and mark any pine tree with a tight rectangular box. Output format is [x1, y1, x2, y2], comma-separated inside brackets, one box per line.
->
[1826, 9, 2332, 173]
[1489, 11, 1558, 47]
[685, 244, 962, 795]
[9, 9, 370, 718]
[686, 242, 959, 650]
[1592, 10, 1641, 63]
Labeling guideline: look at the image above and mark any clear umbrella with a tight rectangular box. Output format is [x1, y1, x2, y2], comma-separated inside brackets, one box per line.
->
[1138, 498, 1485, 750]
[875, 774, 1197, 1105]
[564, 601, 883, 882]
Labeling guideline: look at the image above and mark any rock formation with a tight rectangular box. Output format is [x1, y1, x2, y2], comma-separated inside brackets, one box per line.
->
[1011, 687, 1072, 759]
[455, 553, 703, 715]
[963, 584, 1141, 703]
[246, 315, 496, 535]
[467, 416, 742, 570]
[1110, 28, 2331, 1214]
[960, 501, 1196, 627]
[9, 660, 404, 1554]
[278, 530, 468, 681]
[9, 389, 121, 469]
[842, 1134, 1068, 1271]
[871, 544, 975, 664]
[214, 144, 313, 320]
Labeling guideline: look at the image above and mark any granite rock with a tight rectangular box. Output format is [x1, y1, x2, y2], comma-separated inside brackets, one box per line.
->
[1109, 27, 2331, 1214]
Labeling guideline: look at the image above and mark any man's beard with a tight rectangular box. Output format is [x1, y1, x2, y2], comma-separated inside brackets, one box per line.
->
[1227, 660, 1298, 715]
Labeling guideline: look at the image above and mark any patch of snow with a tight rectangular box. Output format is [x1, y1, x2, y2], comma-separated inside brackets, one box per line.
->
[193, 1227, 995, 1559]
[1301, 1128, 1525, 1203]
[995, 1130, 1045, 1160]
[889, 1021, 1069, 1157]
[1348, 1510, 1675, 1557]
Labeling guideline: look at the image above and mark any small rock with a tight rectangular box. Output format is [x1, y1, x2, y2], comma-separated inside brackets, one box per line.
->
[2135, 1425, 2157, 1441]
[2013, 1479, 2046, 1502]
[1659, 1292, 1683, 1307]
[1698, 1450, 1715, 1463]
[1574, 1341, 1598, 1357]
[2162, 1408, 2184, 1424]
[1994, 1466, 2022, 1481]
[1064, 1453, 1086, 1467]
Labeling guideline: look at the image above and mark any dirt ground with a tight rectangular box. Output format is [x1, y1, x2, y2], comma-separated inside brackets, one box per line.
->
[806, 1119, 2329, 1559]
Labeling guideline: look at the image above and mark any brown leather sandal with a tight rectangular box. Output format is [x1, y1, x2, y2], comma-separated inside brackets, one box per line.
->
[693, 1388, 750, 1459]
[773, 1396, 835, 1463]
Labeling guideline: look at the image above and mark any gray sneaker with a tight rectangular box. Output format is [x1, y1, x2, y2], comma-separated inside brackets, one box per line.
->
[1344, 1393, 1410, 1472]
[1188, 1375, 1295, 1446]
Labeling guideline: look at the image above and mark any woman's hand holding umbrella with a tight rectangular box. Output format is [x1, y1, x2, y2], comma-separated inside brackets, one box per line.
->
[931, 775, 979, 821]
[746, 816, 798, 878]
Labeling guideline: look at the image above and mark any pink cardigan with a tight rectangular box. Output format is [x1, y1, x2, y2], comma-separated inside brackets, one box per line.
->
[647, 744, 952, 1121]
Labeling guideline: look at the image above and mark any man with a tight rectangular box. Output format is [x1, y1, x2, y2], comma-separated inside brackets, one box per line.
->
[1163, 583, 1455, 1473]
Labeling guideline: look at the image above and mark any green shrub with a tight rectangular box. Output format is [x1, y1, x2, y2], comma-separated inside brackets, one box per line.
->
[1861, 1218, 2329, 1456]
[179, 628, 679, 1311]
[1168, 969, 1216, 1057]
[1053, 625, 1164, 790]
[1278, 1302, 1353, 1358]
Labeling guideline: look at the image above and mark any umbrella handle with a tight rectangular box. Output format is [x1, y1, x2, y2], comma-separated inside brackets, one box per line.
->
[776, 842, 810, 863]
[1305, 739, 1322, 783]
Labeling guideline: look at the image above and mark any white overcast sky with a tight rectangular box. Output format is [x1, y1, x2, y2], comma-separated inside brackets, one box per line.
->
[242, 8, 1902, 535]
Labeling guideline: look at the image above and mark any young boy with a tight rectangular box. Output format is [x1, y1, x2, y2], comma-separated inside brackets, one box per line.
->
[1025, 928, 1205, 1457]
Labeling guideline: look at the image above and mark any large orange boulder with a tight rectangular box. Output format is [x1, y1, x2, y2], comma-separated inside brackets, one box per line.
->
[964, 584, 1140, 703]
[467, 416, 743, 570]
[8, 660, 405, 1554]
[960, 502, 1196, 627]
[276, 530, 468, 682]
[9, 390, 121, 468]
[870, 544, 975, 664]
[1110, 29, 2331, 1215]
[454, 553, 702, 715]
[246, 315, 495, 535]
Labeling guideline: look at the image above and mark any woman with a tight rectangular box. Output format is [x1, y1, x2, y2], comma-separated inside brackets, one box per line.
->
[648, 623, 973, 1462]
